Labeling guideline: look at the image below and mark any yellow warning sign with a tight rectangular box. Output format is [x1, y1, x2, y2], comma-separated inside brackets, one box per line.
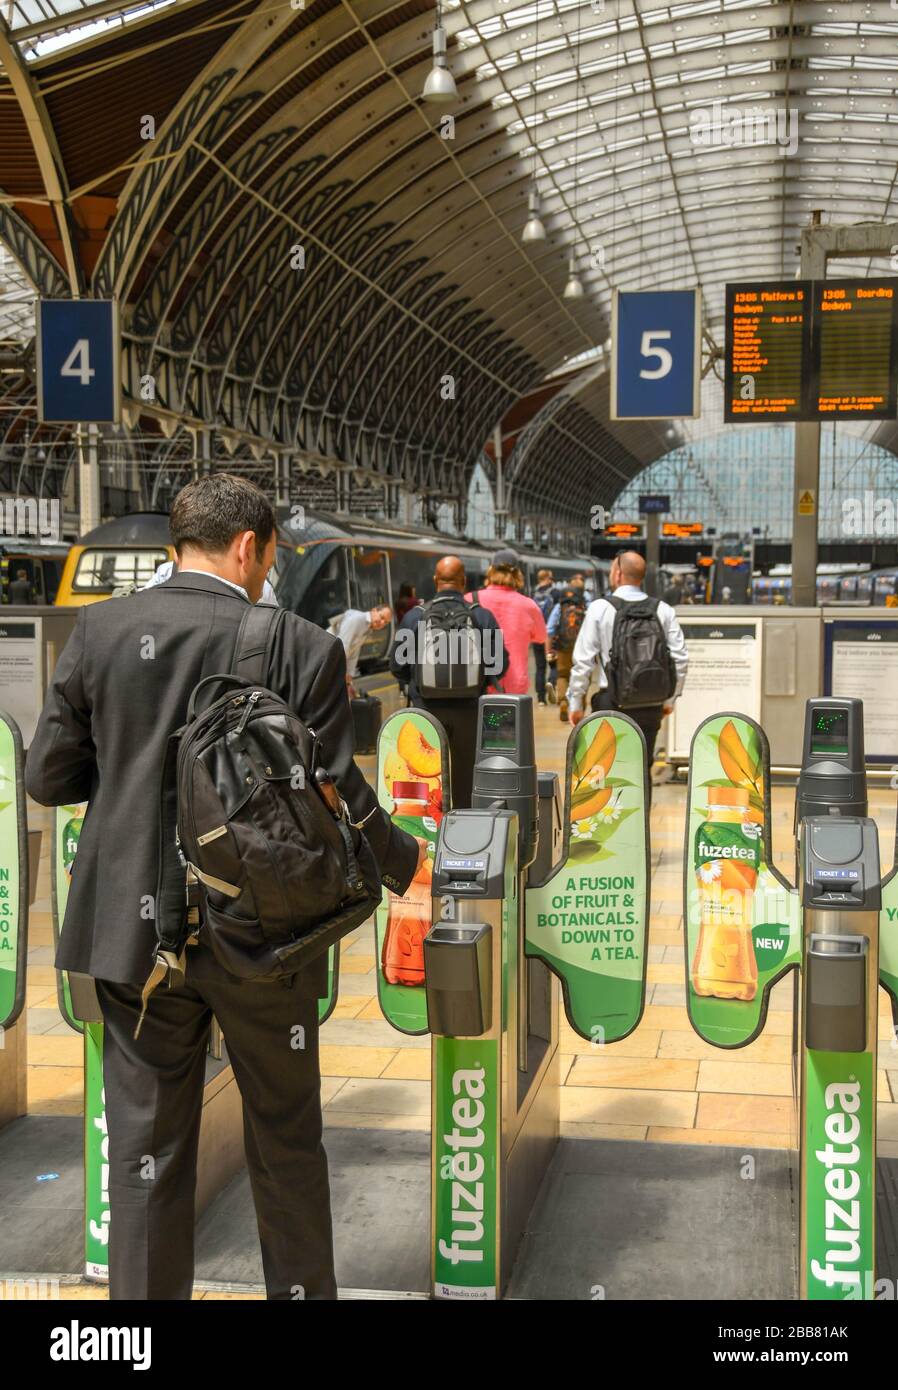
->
[798, 489, 816, 516]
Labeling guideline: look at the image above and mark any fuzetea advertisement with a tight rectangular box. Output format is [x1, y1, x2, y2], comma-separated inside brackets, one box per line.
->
[525, 713, 649, 1042]
[684, 713, 799, 1048]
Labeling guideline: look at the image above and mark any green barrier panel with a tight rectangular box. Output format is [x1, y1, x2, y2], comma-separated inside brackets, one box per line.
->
[0, 709, 27, 1031]
[317, 948, 339, 1025]
[802, 1048, 875, 1300]
[51, 803, 86, 1034]
[525, 712, 649, 1043]
[684, 713, 800, 1048]
[373, 709, 448, 1035]
[84, 1019, 109, 1279]
[879, 853, 898, 1027]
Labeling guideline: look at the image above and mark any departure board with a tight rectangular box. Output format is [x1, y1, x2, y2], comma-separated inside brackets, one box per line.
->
[816, 282, 898, 418]
[725, 278, 898, 422]
[725, 282, 809, 421]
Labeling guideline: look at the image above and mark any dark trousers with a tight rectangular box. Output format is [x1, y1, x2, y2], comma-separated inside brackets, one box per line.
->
[591, 689, 663, 808]
[96, 939, 335, 1301]
[532, 643, 547, 701]
[418, 698, 478, 808]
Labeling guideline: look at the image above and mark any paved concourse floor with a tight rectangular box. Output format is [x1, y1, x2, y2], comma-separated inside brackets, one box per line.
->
[13, 693, 898, 1298]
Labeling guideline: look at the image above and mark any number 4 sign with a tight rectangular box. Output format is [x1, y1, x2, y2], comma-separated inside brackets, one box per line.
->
[37, 300, 120, 424]
[610, 289, 702, 421]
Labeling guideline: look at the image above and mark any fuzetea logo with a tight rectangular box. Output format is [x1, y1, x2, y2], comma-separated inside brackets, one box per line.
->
[438, 1067, 486, 1266]
[810, 1078, 866, 1292]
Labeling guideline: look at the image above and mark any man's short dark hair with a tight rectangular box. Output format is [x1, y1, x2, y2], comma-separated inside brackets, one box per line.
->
[169, 474, 276, 560]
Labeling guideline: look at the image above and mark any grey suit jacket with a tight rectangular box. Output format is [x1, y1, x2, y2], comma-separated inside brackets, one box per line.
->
[26, 571, 417, 985]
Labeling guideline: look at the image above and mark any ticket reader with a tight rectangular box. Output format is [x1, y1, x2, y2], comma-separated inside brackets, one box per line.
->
[427, 695, 560, 1299]
[796, 697, 867, 827]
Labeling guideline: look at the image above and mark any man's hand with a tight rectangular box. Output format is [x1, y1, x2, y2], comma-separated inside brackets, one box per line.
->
[662, 703, 674, 716]
[569, 708, 585, 726]
[414, 836, 429, 875]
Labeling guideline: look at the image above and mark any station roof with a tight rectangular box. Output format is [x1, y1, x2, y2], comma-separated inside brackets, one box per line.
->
[0, 0, 896, 526]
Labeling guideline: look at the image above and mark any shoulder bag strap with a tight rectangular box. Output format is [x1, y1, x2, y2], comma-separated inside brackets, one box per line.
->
[232, 603, 285, 685]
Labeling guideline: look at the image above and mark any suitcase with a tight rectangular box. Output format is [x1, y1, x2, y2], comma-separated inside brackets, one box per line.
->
[351, 693, 382, 755]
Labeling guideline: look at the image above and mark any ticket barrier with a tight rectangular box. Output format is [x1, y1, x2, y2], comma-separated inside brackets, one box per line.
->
[684, 697, 894, 1300]
[373, 695, 651, 1299]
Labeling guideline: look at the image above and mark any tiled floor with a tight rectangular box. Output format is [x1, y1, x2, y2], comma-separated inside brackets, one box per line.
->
[21, 699, 898, 1164]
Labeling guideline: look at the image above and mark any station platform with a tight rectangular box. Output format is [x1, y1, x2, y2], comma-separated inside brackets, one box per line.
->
[7, 688, 898, 1299]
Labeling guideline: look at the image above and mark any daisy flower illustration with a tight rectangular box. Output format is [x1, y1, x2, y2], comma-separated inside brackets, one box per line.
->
[698, 860, 722, 885]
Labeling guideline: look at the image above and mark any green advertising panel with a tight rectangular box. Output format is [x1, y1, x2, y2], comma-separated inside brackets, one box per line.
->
[525, 713, 649, 1043]
[684, 713, 800, 1048]
[317, 948, 339, 1025]
[803, 1049, 874, 1300]
[374, 709, 448, 1035]
[84, 1019, 109, 1280]
[432, 1036, 498, 1299]
[0, 710, 27, 1030]
[879, 861, 898, 1026]
[51, 802, 87, 1033]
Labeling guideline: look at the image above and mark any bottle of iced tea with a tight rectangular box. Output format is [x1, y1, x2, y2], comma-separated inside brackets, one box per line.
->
[691, 786, 761, 1001]
[382, 780, 434, 987]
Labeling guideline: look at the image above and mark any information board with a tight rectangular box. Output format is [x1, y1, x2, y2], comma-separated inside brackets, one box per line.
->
[725, 279, 898, 422]
[670, 620, 761, 758]
[823, 619, 898, 762]
[725, 281, 809, 420]
[0, 619, 42, 746]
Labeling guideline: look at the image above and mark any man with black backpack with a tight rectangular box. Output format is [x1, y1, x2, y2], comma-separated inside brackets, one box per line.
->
[389, 554, 507, 806]
[567, 551, 688, 803]
[25, 475, 422, 1302]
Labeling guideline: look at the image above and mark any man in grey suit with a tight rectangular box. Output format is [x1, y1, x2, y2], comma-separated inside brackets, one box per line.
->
[26, 475, 420, 1301]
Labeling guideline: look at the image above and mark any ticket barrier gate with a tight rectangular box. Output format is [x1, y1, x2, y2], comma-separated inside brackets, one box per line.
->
[373, 696, 651, 1299]
[684, 697, 892, 1300]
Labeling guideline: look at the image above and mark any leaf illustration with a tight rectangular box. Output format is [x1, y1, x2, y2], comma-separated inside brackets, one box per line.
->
[573, 719, 616, 785]
[717, 719, 762, 794]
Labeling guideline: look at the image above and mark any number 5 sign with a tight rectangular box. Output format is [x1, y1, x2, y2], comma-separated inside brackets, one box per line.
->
[37, 299, 120, 424]
[610, 289, 701, 420]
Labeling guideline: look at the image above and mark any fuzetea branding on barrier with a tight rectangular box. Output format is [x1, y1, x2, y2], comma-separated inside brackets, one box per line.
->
[804, 1051, 874, 1299]
[525, 715, 648, 1042]
[432, 1039, 498, 1298]
[685, 714, 800, 1047]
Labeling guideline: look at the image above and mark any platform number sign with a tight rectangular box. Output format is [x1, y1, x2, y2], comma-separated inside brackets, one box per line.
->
[611, 289, 701, 421]
[37, 299, 120, 424]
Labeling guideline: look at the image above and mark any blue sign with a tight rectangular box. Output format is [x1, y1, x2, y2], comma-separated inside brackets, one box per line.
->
[611, 289, 701, 420]
[639, 494, 670, 515]
[37, 300, 120, 424]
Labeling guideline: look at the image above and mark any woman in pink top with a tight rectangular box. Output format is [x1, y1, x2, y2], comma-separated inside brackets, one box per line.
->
[467, 550, 547, 695]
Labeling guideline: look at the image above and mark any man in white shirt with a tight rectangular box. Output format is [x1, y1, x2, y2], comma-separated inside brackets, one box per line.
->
[568, 551, 688, 800]
[329, 605, 392, 694]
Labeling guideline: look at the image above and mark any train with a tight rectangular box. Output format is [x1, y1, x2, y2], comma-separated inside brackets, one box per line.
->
[0, 540, 69, 604]
[55, 510, 605, 669]
[751, 564, 898, 606]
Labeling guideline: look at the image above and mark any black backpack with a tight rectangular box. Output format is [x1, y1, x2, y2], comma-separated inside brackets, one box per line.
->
[414, 592, 484, 700]
[606, 595, 677, 709]
[152, 605, 381, 995]
[554, 589, 586, 653]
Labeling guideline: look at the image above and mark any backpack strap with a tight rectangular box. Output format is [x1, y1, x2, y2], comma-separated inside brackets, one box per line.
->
[232, 603, 285, 685]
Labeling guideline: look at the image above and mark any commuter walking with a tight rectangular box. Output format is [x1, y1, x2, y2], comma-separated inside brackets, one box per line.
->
[545, 582, 587, 721]
[389, 555, 507, 806]
[467, 549, 547, 696]
[567, 550, 688, 805]
[328, 603, 392, 696]
[531, 568, 555, 705]
[395, 582, 419, 623]
[26, 475, 421, 1301]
